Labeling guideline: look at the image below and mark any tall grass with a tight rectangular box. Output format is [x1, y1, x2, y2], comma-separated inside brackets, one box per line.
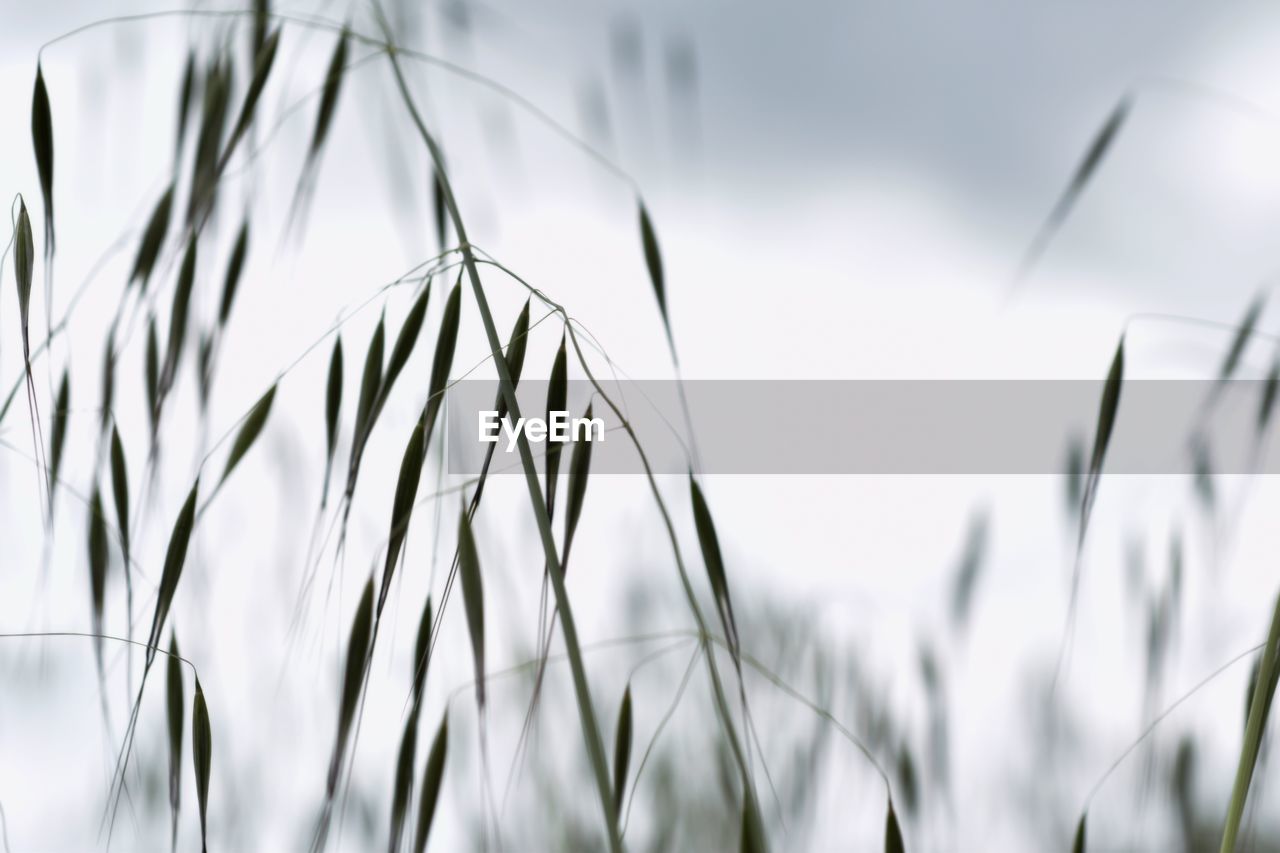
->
[7, 4, 1280, 852]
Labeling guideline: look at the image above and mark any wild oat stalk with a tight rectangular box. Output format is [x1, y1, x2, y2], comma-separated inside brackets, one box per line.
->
[375, 9, 623, 848]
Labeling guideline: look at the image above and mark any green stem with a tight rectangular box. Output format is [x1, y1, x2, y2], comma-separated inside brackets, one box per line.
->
[470, 254, 766, 843]
[1222, 593, 1280, 852]
[378, 21, 623, 853]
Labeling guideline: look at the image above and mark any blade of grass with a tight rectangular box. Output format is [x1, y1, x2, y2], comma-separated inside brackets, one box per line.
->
[1218, 293, 1265, 384]
[638, 202, 673, 352]
[31, 65, 54, 256]
[613, 685, 632, 815]
[109, 425, 132, 620]
[886, 801, 905, 853]
[742, 798, 765, 853]
[1015, 97, 1130, 285]
[421, 279, 462, 449]
[187, 58, 231, 225]
[1054, 337, 1124, 690]
[379, 417, 425, 616]
[310, 27, 348, 159]
[48, 369, 68, 514]
[218, 384, 276, 486]
[145, 481, 200, 670]
[388, 714, 417, 853]
[690, 477, 742, 662]
[175, 51, 197, 159]
[344, 315, 385, 498]
[87, 486, 109, 672]
[412, 713, 447, 853]
[218, 219, 249, 327]
[457, 508, 486, 709]
[545, 332, 567, 514]
[1221, 590, 1280, 852]
[314, 577, 374, 852]
[372, 282, 433, 425]
[167, 632, 184, 851]
[193, 677, 212, 853]
[474, 253, 764, 847]
[159, 235, 199, 400]
[129, 185, 174, 292]
[322, 335, 343, 504]
[146, 316, 160, 436]
[218, 28, 281, 174]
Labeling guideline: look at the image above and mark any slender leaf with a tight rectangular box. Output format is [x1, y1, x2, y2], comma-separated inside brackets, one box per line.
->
[31, 64, 54, 254]
[100, 327, 117, 436]
[188, 59, 232, 224]
[220, 28, 281, 171]
[411, 597, 432, 707]
[251, 0, 270, 63]
[545, 334, 567, 515]
[220, 385, 276, 485]
[323, 335, 343, 501]
[351, 317, 386, 464]
[310, 28, 349, 157]
[1078, 338, 1124, 547]
[457, 509, 485, 709]
[638, 201, 671, 347]
[146, 481, 200, 669]
[413, 714, 448, 853]
[161, 236, 199, 396]
[562, 404, 595, 568]
[192, 677, 212, 853]
[327, 333, 348, 499]
[377, 283, 432, 417]
[130, 185, 175, 292]
[197, 333, 215, 409]
[504, 298, 532, 386]
[110, 426, 130, 562]
[469, 299, 531, 511]
[612, 685, 632, 815]
[218, 219, 249, 326]
[14, 200, 33, 337]
[87, 486, 109, 634]
[690, 477, 741, 656]
[380, 417, 425, 616]
[1072, 813, 1085, 853]
[886, 800, 905, 853]
[741, 798, 765, 853]
[949, 510, 989, 630]
[1222, 590, 1280, 852]
[146, 317, 160, 431]
[175, 51, 197, 156]
[48, 370, 69, 510]
[328, 578, 373, 796]
[388, 715, 417, 853]
[1017, 97, 1130, 282]
[1218, 293, 1265, 384]
[1259, 357, 1279, 434]
[432, 171, 446, 252]
[167, 632, 185, 850]
[421, 280, 462, 443]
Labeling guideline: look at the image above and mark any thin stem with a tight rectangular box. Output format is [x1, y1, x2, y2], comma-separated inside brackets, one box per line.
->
[1082, 641, 1264, 812]
[470, 253, 767, 831]
[377, 12, 623, 851]
[0, 630, 200, 678]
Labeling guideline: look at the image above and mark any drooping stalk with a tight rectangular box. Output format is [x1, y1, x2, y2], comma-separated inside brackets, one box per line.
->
[375, 13, 622, 851]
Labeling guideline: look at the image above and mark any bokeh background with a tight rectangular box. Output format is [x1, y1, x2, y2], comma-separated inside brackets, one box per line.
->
[4, 1, 1280, 850]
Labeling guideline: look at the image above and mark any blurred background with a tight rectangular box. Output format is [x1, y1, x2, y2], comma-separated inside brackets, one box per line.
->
[3, 1, 1280, 850]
